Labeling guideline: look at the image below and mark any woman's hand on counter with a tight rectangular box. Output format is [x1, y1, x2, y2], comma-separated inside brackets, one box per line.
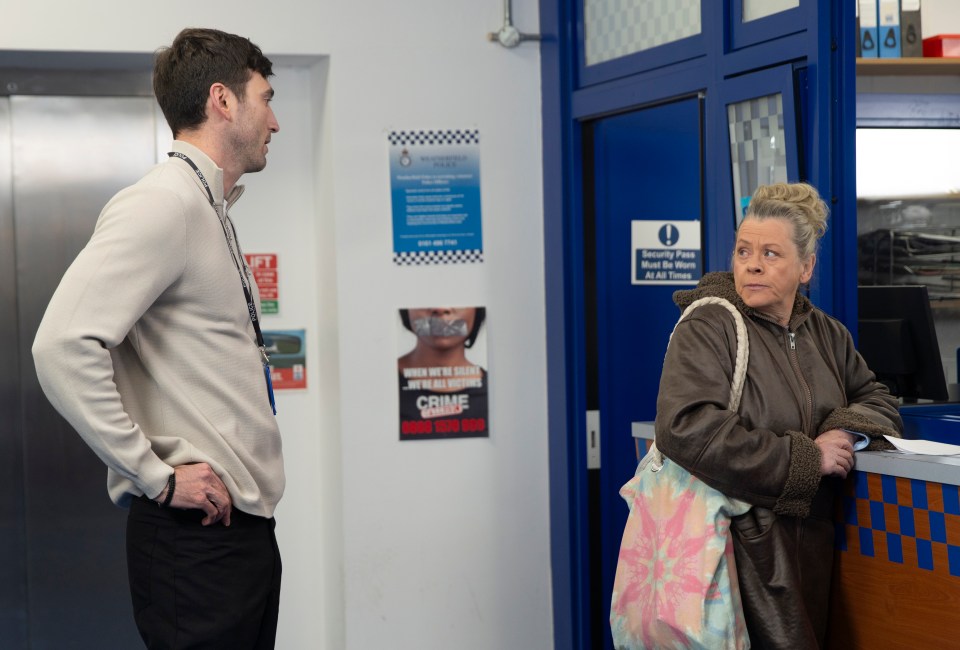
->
[816, 429, 857, 478]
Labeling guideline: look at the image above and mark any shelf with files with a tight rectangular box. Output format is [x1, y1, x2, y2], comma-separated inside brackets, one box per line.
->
[857, 57, 960, 76]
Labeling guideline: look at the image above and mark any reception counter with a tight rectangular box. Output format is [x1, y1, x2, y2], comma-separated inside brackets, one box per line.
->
[631, 421, 960, 649]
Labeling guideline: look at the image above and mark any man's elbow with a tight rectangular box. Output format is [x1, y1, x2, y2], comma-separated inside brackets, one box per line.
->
[32, 325, 72, 385]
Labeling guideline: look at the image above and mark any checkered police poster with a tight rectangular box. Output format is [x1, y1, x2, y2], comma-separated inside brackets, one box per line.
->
[389, 129, 484, 265]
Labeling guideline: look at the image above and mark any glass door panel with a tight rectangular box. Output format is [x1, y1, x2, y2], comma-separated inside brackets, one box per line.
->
[719, 65, 799, 228]
[728, 93, 788, 224]
[584, 0, 701, 65]
[743, 0, 799, 22]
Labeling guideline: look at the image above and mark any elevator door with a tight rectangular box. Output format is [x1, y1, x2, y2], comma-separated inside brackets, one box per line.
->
[0, 92, 162, 648]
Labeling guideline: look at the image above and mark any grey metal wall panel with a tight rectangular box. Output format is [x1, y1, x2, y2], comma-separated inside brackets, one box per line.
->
[13, 95, 159, 649]
[0, 96, 28, 650]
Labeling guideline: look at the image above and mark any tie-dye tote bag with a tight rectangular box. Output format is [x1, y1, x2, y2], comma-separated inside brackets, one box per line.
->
[610, 297, 752, 650]
[609, 448, 751, 650]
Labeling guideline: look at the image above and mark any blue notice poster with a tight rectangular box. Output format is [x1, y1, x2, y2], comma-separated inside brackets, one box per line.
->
[389, 129, 483, 265]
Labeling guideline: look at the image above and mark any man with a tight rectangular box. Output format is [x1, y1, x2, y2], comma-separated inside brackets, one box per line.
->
[32, 27, 284, 649]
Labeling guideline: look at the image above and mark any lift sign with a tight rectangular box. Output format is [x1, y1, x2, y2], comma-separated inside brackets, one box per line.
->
[244, 253, 279, 314]
[631, 220, 701, 286]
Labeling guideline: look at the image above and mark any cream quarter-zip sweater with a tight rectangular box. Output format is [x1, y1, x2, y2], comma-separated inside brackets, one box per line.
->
[33, 141, 284, 517]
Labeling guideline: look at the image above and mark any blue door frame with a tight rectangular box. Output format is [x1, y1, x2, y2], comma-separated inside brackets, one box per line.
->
[539, 1, 858, 647]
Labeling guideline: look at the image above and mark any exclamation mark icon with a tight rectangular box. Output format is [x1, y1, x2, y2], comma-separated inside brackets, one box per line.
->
[660, 223, 677, 246]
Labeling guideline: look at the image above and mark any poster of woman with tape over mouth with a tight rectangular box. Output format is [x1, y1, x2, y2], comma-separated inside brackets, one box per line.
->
[397, 306, 488, 440]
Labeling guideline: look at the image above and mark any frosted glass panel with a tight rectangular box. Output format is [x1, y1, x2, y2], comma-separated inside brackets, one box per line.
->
[585, 0, 700, 66]
[743, 0, 799, 22]
[728, 94, 788, 224]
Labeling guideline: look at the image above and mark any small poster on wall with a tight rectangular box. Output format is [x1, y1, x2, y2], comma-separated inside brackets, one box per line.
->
[244, 253, 279, 315]
[388, 129, 483, 265]
[397, 307, 488, 440]
[263, 329, 306, 390]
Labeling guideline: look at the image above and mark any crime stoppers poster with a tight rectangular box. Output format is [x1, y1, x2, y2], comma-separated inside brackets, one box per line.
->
[397, 306, 488, 441]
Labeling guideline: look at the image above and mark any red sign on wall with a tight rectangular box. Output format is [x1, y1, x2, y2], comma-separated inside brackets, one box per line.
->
[244, 253, 278, 314]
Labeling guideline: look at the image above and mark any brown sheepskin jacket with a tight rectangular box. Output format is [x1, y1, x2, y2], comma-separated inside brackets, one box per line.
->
[655, 272, 901, 517]
[654, 272, 903, 649]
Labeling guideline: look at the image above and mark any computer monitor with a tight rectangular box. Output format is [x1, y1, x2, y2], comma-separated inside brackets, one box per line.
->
[858, 285, 949, 403]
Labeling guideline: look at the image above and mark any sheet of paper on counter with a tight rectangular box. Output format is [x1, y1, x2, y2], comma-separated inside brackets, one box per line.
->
[883, 435, 960, 456]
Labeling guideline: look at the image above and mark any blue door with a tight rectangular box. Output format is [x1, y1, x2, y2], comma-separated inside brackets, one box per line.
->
[586, 95, 703, 648]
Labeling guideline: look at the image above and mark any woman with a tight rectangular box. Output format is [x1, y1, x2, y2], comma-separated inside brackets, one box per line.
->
[654, 182, 902, 649]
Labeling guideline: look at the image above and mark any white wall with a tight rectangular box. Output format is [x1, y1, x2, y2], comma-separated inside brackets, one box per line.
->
[2, 1, 551, 649]
[918, 0, 960, 37]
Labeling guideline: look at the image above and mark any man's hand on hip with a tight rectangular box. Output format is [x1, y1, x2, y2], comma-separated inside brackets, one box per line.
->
[157, 463, 233, 526]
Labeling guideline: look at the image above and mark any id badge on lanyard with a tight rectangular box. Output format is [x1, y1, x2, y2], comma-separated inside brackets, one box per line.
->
[260, 344, 278, 415]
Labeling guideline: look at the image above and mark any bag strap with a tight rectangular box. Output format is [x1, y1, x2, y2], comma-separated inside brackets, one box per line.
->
[649, 296, 749, 470]
[673, 297, 749, 411]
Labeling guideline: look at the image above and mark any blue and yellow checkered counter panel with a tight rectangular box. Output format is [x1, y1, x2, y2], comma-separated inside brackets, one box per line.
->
[828, 470, 960, 649]
[838, 470, 960, 576]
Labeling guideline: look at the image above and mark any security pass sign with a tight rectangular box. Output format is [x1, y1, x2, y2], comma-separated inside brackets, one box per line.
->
[631, 220, 701, 285]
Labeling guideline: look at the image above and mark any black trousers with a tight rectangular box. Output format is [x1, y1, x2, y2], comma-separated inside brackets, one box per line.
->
[126, 496, 282, 650]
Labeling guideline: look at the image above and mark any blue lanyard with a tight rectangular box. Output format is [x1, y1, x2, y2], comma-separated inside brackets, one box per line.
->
[168, 151, 277, 415]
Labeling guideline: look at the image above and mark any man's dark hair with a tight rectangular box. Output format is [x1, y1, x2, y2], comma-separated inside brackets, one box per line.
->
[153, 27, 274, 137]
